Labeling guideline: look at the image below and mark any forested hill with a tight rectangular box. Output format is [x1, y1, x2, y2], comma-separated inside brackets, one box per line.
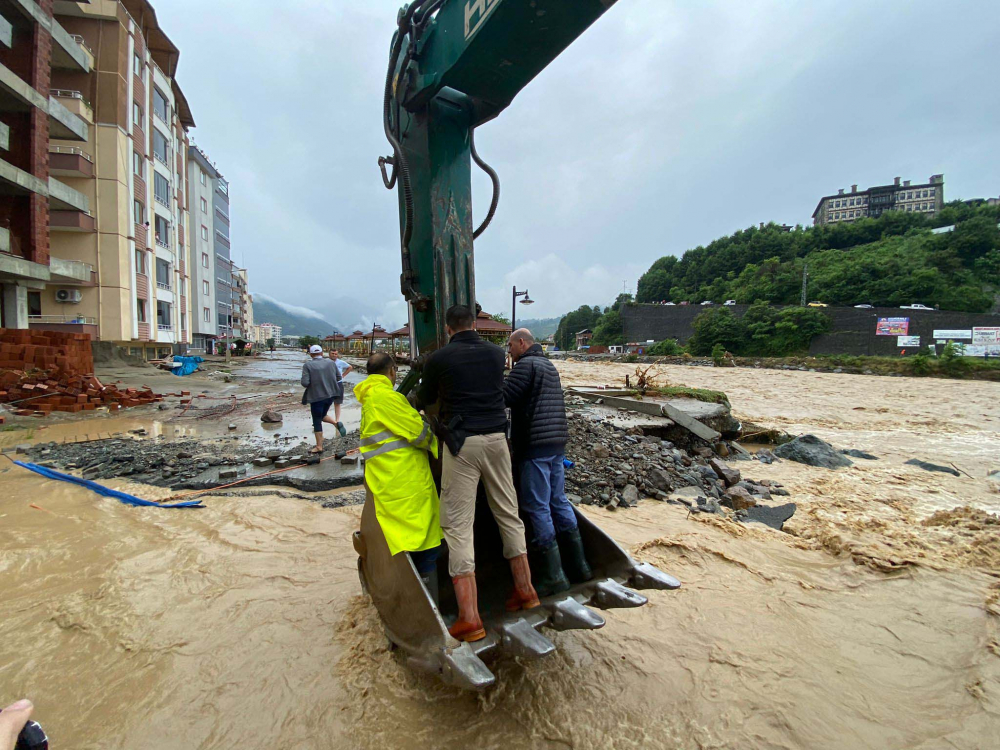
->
[636, 202, 1000, 313]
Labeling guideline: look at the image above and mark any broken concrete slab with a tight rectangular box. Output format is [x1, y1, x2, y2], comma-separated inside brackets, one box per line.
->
[738, 502, 797, 530]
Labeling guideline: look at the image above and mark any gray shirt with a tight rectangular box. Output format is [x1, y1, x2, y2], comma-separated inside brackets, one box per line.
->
[301, 357, 342, 403]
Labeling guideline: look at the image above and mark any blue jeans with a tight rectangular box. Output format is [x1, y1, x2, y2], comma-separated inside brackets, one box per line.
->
[519, 454, 578, 548]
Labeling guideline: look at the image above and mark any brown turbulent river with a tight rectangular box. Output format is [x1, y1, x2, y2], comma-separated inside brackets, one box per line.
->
[2, 363, 998, 749]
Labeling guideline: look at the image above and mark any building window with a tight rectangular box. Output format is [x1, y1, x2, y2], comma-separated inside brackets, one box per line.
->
[152, 130, 169, 164]
[203, 280, 210, 296]
[133, 53, 142, 77]
[133, 102, 143, 127]
[154, 215, 170, 247]
[133, 199, 144, 225]
[201, 225, 208, 240]
[135, 248, 145, 274]
[181, 313, 187, 331]
[201, 197, 207, 213]
[133, 152, 143, 178]
[154, 172, 170, 206]
[200, 171, 206, 186]
[201, 252, 209, 268]
[203, 307, 211, 323]
[137, 299, 147, 323]
[155, 258, 171, 288]
[27, 291, 41, 317]
[152, 87, 169, 122]
[156, 301, 171, 327]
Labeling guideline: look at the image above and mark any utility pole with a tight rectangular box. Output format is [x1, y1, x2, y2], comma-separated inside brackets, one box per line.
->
[800, 263, 808, 307]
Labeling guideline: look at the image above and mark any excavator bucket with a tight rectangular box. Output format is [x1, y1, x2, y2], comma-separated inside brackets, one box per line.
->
[353, 484, 680, 690]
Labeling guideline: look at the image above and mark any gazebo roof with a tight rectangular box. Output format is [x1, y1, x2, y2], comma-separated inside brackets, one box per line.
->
[388, 325, 409, 337]
[474, 311, 512, 333]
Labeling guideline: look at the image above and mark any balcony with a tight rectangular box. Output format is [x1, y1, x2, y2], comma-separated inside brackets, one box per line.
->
[29, 314, 98, 339]
[47, 93, 89, 140]
[50, 210, 96, 232]
[156, 281, 171, 291]
[154, 193, 170, 208]
[155, 237, 170, 250]
[157, 323, 173, 331]
[48, 177, 89, 212]
[0, 15, 11, 49]
[49, 257, 95, 284]
[49, 146, 94, 178]
[50, 20, 93, 73]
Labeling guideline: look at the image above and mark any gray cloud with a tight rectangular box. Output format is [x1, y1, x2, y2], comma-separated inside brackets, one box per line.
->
[158, 0, 1000, 328]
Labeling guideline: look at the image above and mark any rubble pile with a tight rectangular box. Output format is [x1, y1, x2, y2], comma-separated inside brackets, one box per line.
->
[0, 328, 93, 375]
[563, 411, 794, 528]
[1, 372, 162, 416]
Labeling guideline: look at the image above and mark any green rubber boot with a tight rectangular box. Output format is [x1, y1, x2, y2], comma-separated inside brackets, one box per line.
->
[530, 541, 571, 597]
[557, 527, 593, 583]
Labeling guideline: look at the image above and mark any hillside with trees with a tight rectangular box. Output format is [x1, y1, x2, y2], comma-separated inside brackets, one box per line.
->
[635, 202, 1000, 312]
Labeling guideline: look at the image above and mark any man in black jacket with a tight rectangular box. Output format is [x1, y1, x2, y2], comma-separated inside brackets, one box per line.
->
[504, 328, 592, 595]
[415, 305, 538, 642]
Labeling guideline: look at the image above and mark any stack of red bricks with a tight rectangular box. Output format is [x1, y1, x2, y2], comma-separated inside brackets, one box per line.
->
[0, 328, 94, 377]
[0, 328, 162, 417]
[0, 372, 161, 416]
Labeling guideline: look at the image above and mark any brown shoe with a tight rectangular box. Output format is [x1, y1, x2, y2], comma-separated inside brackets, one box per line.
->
[505, 553, 541, 612]
[449, 573, 487, 642]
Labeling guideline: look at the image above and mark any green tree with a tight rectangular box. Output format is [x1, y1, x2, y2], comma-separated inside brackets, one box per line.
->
[265, 337, 276, 349]
[490, 313, 511, 327]
[299, 335, 321, 349]
[687, 308, 745, 355]
[554, 305, 603, 350]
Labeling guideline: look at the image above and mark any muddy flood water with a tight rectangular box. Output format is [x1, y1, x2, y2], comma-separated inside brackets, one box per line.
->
[2, 360, 999, 749]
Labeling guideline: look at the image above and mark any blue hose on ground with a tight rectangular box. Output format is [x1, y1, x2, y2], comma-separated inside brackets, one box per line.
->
[13, 461, 205, 508]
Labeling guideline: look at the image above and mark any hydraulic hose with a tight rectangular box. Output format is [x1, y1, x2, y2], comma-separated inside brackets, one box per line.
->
[470, 128, 500, 240]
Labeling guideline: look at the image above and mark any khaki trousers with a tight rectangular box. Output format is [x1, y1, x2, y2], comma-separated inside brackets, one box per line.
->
[440, 432, 527, 577]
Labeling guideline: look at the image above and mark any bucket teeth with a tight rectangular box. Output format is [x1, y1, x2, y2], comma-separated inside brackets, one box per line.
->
[630, 562, 681, 591]
[501, 617, 556, 659]
[592, 579, 648, 609]
[548, 596, 606, 631]
[440, 643, 496, 691]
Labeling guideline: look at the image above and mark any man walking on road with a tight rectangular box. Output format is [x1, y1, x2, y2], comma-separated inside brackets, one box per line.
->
[301, 344, 347, 454]
[505, 328, 592, 595]
[329, 349, 354, 426]
[416, 305, 539, 642]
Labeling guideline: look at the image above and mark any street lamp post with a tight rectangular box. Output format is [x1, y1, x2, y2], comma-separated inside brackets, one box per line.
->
[511, 286, 534, 333]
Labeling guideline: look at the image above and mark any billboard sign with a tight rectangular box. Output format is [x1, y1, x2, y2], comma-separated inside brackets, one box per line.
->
[876, 317, 909, 335]
[932, 329, 972, 340]
[972, 327, 1000, 345]
[897, 336, 920, 347]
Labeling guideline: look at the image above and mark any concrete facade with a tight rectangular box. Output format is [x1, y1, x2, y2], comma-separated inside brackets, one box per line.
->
[186, 143, 216, 353]
[212, 172, 232, 342]
[813, 175, 944, 226]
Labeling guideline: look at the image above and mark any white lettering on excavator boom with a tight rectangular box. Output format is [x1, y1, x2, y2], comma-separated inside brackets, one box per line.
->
[465, 0, 501, 40]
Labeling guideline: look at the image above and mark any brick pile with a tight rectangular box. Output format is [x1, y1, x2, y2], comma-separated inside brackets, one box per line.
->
[0, 329, 94, 377]
[0, 329, 162, 417]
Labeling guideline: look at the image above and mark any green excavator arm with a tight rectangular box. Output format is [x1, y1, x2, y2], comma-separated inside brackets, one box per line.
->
[379, 0, 619, 369]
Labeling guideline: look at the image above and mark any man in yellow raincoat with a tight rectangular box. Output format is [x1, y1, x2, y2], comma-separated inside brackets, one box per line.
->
[355, 352, 443, 597]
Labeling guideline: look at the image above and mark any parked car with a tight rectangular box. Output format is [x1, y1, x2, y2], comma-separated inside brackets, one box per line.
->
[807, 302, 828, 307]
[679, 301, 690, 306]
[664, 301, 676, 306]
[700, 300, 713, 306]
[854, 304, 873, 309]
[723, 300, 737, 306]
[901, 303, 933, 310]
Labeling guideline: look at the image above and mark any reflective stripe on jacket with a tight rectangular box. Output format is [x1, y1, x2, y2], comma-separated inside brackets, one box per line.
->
[355, 374, 442, 556]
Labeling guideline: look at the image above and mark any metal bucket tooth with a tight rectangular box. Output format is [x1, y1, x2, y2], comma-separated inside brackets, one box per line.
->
[548, 596, 606, 631]
[630, 562, 681, 591]
[500, 617, 556, 659]
[592, 579, 648, 609]
[439, 643, 496, 691]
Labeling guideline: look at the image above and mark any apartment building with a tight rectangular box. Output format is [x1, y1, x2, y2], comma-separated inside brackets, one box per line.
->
[0, 0, 92, 329]
[813, 175, 944, 226]
[258, 322, 281, 346]
[213, 172, 232, 343]
[186, 143, 216, 353]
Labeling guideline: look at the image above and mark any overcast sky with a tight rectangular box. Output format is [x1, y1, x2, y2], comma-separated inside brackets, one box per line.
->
[157, 0, 999, 331]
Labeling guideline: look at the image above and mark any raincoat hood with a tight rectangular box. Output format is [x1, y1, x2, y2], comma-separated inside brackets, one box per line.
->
[354, 374, 392, 405]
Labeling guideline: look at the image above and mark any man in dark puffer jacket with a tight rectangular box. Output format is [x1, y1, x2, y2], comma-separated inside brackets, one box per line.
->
[504, 328, 592, 595]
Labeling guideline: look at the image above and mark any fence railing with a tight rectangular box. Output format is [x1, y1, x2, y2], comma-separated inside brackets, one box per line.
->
[156, 281, 171, 291]
[155, 237, 170, 249]
[29, 314, 97, 325]
[49, 145, 93, 162]
[67, 34, 94, 55]
[50, 89, 92, 109]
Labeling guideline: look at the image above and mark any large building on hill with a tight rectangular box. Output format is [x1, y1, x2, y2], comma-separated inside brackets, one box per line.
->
[812, 175, 944, 226]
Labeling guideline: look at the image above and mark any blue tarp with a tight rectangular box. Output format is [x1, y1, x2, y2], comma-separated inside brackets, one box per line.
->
[171, 356, 204, 376]
[14, 461, 204, 508]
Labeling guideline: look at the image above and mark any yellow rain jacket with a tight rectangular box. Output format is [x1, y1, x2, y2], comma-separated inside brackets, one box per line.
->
[355, 374, 443, 556]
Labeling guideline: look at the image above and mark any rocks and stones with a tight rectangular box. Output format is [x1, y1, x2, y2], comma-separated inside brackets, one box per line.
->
[567, 493, 582, 506]
[905, 459, 960, 477]
[647, 466, 674, 493]
[228, 423, 237, 431]
[737, 502, 797, 531]
[273, 459, 291, 469]
[622, 484, 640, 506]
[667, 486, 703, 507]
[260, 410, 283, 424]
[591, 444, 610, 459]
[158, 404, 168, 410]
[722, 486, 757, 510]
[988, 470, 1000, 493]
[253, 457, 272, 467]
[774, 434, 853, 469]
[219, 468, 239, 480]
[15, 444, 32, 454]
[756, 449, 776, 465]
[692, 497, 723, 514]
[708, 458, 740, 487]
[266, 448, 282, 459]
[176, 451, 193, 459]
[842, 449, 878, 460]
